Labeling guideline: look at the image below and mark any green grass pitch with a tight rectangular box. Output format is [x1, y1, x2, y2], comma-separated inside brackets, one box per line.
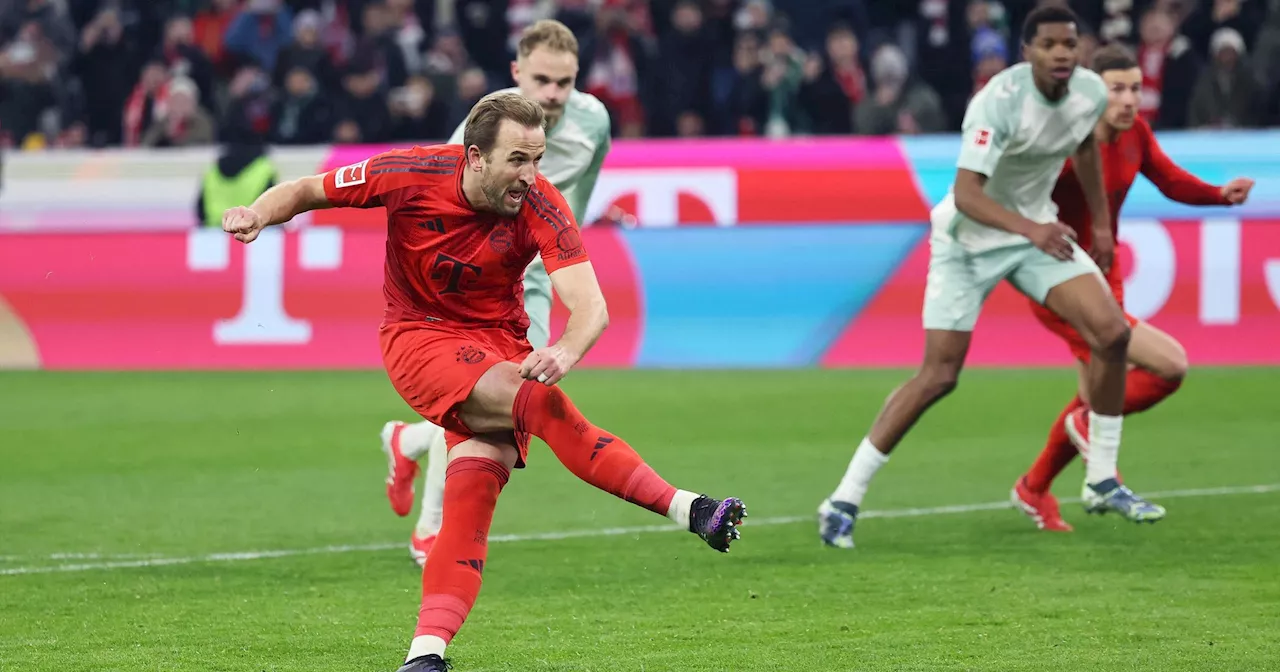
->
[2, 368, 1278, 671]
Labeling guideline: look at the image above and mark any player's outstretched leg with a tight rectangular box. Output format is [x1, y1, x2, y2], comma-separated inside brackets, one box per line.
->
[1045, 276, 1164, 523]
[820, 329, 971, 548]
[401, 437, 516, 671]
[460, 363, 746, 553]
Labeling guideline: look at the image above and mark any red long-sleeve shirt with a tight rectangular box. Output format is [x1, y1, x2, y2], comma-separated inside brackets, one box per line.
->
[1053, 116, 1227, 285]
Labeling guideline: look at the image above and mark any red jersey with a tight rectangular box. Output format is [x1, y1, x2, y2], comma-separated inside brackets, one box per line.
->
[322, 144, 589, 335]
[1052, 117, 1227, 281]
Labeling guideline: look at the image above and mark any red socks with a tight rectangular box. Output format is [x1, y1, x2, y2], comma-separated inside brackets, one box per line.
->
[415, 457, 509, 641]
[1024, 395, 1086, 493]
[1024, 369, 1183, 494]
[1122, 368, 1182, 414]
[512, 380, 677, 516]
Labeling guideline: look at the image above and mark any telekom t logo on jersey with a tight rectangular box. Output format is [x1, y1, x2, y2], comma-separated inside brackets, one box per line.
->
[186, 226, 343, 344]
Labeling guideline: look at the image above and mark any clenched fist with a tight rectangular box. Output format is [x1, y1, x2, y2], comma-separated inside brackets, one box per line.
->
[222, 206, 267, 244]
[518, 344, 577, 386]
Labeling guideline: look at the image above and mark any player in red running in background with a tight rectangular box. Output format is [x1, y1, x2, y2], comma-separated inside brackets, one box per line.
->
[222, 92, 747, 672]
[1012, 45, 1254, 532]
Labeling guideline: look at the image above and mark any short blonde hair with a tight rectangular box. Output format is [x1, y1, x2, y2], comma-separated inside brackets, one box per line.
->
[462, 91, 546, 155]
[517, 19, 579, 59]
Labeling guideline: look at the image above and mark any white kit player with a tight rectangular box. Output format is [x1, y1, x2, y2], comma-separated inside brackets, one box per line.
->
[379, 19, 613, 565]
[818, 6, 1166, 549]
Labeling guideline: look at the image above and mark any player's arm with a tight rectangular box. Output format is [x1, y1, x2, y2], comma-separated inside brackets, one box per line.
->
[222, 175, 331, 243]
[224, 153, 405, 243]
[1072, 132, 1114, 272]
[551, 262, 608, 360]
[519, 186, 602, 386]
[1140, 122, 1252, 206]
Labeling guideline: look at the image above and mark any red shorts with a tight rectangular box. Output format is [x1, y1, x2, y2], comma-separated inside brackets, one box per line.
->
[380, 321, 534, 467]
[1030, 272, 1138, 363]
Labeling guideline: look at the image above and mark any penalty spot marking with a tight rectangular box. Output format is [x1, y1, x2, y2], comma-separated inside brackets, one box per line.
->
[3, 483, 1277, 577]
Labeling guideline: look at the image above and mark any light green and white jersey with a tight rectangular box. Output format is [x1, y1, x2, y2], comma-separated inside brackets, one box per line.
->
[931, 63, 1108, 252]
[449, 88, 612, 224]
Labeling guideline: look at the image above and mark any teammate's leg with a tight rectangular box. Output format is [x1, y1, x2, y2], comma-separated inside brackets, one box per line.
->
[1031, 255, 1164, 522]
[820, 232, 984, 548]
[400, 435, 518, 671]
[1061, 320, 1186, 461]
[381, 420, 445, 518]
[458, 362, 746, 552]
[405, 262, 553, 566]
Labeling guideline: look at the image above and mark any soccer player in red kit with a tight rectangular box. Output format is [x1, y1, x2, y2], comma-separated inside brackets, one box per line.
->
[1011, 45, 1254, 532]
[221, 92, 747, 671]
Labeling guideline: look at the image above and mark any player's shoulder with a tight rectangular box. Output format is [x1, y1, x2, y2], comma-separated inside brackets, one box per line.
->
[367, 144, 464, 180]
[971, 64, 1027, 108]
[1069, 66, 1107, 101]
[565, 90, 611, 134]
[523, 175, 574, 224]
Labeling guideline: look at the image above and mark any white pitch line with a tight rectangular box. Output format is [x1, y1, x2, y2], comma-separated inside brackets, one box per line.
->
[3, 483, 1277, 577]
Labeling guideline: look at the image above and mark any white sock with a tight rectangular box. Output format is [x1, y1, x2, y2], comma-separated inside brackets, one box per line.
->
[400, 421, 444, 461]
[406, 635, 447, 662]
[831, 437, 890, 507]
[414, 432, 448, 537]
[1085, 412, 1122, 486]
[666, 489, 698, 529]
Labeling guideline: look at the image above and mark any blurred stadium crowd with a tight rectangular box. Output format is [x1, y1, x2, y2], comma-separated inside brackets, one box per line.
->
[3, 0, 1280, 150]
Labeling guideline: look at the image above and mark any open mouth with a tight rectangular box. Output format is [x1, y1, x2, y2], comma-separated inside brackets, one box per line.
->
[1051, 66, 1073, 80]
[505, 189, 527, 207]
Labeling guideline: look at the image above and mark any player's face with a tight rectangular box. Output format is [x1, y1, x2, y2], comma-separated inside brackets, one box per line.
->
[512, 47, 578, 128]
[1023, 22, 1079, 94]
[479, 119, 546, 217]
[1101, 67, 1142, 131]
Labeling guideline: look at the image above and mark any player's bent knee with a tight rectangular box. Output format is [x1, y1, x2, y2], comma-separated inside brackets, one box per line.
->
[458, 363, 524, 434]
[1092, 319, 1131, 357]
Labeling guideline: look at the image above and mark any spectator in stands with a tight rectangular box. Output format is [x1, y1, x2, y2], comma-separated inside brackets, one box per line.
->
[969, 26, 1007, 99]
[579, 2, 650, 138]
[194, 0, 240, 75]
[141, 75, 215, 147]
[1185, 0, 1264, 57]
[123, 59, 170, 147]
[333, 52, 390, 143]
[157, 15, 215, 109]
[224, 0, 294, 72]
[655, 0, 713, 137]
[446, 66, 488, 129]
[912, 0, 971, 131]
[223, 64, 275, 141]
[352, 1, 408, 91]
[1189, 27, 1265, 128]
[0, 0, 75, 146]
[798, 22, 863, 136]
[271, 66, 332, 145]
[722, 30, 768, 135]
[386, 0, 429, 76]
[760, 18, 806, 137]
[1252, 0, 1280, 87]
[75, 5, 134, 147]
[1137, 6, 1200, 129]
[273, 9, 336, 93]
[389, 74, 450, 141]
[854, 43, 946, 136]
